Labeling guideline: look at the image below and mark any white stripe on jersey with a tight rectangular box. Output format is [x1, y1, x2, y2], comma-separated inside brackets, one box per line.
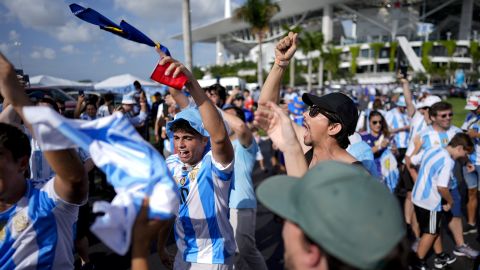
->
[412, 147, 453, 211]
[386, 108, 410, 148]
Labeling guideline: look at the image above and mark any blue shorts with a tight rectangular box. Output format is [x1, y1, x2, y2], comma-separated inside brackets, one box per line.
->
[450, 187, 462, 217]
[462, 165, 480, 189]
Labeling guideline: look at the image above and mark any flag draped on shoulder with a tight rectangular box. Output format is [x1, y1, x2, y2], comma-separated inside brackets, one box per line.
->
[22, 106, 179, 255]
[69, 3, 171, 56]
[379, 149, 399, 193]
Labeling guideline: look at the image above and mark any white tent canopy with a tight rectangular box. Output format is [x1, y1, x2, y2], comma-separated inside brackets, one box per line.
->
[94, 74, 160, 91]
[30, 75, 92, 87]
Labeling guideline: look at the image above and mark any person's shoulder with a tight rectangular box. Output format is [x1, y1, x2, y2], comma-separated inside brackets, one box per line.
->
[449, 125, 462, 133]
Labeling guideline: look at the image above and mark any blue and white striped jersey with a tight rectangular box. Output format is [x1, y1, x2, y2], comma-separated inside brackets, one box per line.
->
[467, 122, 480, 165]
[386, 108, 410, 148]
[166, 151, 235, 264]
[409, 112, 426, 142]
[412, 147, 453, 211]
[0, 178, 79, 269]
[418, 125, 461, 151]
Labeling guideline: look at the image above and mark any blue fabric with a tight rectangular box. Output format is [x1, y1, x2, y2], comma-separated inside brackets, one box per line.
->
[229, 140, 258, 209]
[346, 140, 379, 178]
[167, 108, 210, 138]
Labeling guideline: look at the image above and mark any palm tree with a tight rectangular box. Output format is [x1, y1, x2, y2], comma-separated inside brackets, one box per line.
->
[282, 24, 302, 87]
[234, 0, 280, 87]
[370, 42, 384, 73]
[323, 45, 342, 85]
[298, 31, 317, 92]
[312, 32, 324, 89]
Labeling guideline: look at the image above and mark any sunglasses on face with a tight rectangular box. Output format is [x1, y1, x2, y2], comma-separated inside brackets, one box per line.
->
[437, 113, 453, 119]
[371, 121, 382, 125]
[308, 105, 343, 125]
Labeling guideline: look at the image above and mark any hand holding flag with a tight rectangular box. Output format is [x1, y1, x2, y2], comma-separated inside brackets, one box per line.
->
[150, 52, 189, 90]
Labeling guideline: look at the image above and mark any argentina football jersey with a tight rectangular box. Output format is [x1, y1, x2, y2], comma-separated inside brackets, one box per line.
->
[166, 151, 235, 264]
[0, 178, 79, 269]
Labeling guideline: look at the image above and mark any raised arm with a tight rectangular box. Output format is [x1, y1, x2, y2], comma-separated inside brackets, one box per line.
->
[399, 76, 415, 118]
[254, 101, 308, 177]
[258, 32, 298, 106]
[168, 87, 190, 109]
[160, 56, 234, 166]
[222, 110, 253, 148]
[0, 53, 87, 204]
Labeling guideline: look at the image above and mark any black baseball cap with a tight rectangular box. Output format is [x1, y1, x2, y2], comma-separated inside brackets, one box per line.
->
[302, 92, 358, 135]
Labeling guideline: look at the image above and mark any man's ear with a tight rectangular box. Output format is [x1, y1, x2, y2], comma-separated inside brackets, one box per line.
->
[305, 241, 325, 268]
[17, 155, 29, 174]
[327, 123, 342, 136]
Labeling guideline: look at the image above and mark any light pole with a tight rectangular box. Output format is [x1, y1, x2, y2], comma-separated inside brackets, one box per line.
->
[14, 41, 23, 69]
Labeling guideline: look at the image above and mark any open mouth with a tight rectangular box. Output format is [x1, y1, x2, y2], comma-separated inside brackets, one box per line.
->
[179, 150, 190, 159]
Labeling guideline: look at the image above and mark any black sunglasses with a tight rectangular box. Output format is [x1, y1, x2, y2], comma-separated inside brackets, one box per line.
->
[437, 113, 453, 119]
[308, 105, 342, 124]
[371, 120, 382, 125]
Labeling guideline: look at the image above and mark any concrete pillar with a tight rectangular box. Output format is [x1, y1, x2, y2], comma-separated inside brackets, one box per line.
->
[182, 0, 192, 70]
[322, 4, 333, 43]
[216, 36, 225, 65]
[459, 0, 473, 40]
[224, 0, 231, 18]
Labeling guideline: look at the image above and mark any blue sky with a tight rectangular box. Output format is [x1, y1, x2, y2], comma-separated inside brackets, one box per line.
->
[0, 0, 242, 82]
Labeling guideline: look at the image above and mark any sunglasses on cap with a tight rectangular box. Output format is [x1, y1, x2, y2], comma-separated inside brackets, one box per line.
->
[436, 112, 453, 119]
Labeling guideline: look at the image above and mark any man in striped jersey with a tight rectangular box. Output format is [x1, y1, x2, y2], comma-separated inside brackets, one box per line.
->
[0, 53, 88, 269]
[385, 95, 410, 164]
[407, 101, 479, 259]
[411, 133, 473, 269]
[461, 95, 480, 234]
[159, 56, 235, 269]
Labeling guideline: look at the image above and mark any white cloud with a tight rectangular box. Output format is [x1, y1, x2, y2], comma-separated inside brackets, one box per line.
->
[0, 43, 10, 54]
[114, 0, 224, 25]
[2, 0, 68, 28]
[61, 45, 77, 54]
[118, 39, 150, 54]
[9, 30, 20, 41]
[54, 21, 97, 43]
[114, 56, 126, 64]
[30, 47, 56, 60]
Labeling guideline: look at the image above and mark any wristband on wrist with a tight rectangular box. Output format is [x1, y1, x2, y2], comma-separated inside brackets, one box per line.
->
[275, 58, 289, 68]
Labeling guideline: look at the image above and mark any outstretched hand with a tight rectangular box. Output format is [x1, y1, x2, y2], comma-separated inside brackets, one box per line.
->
[275, 32, 298, 62]
[254, 101, 299, 153]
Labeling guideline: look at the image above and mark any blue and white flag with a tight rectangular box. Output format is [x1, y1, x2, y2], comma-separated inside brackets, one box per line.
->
[379, 149, 399, 193]
[22, 106, 179, 255]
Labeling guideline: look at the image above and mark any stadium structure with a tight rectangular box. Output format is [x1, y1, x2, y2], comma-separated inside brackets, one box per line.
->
[172, 0, 480, 85]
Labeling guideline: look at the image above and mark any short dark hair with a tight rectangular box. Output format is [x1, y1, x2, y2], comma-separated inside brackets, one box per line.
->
[0, 123, 31, 161]
[429, 101, 452, 117]
[224, 106, 246, 123]
[85, 102, 97, 109]
[133, 80, 142, 89]
[103, 93, 114, 102]
[169, 119, 202, 137]
[449, 133, 474, 153]
[39, 97, 59, 113]
[205, 84, 227, 105]
[318, 108, 350, 149]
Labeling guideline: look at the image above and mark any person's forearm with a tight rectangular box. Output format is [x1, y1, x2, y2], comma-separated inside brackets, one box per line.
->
[222, 111, 252, 146]
[0, 104, 22, 127]
[0, 65, 31, 119]
[402, 80, 415, 117]
[283, 141, 308, 177]
[74, 102, 84, 119]
[169, 87, 189, 109]
[132, 245, 150, 270]
[187, 80, 228, 144]
[258, 64, 287, 105]
[438, 187, 453, 205]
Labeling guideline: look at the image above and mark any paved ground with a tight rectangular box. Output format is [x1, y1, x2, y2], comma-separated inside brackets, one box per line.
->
[76, 139, 480, 270]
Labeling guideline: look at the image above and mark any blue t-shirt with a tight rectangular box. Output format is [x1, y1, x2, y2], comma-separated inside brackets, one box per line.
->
[229, 139, 258, 209]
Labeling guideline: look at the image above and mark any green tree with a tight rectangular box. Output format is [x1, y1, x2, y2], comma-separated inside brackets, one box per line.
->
[370, 42, 384, 73]
[234, 0, 280, 87]
[282, 24, 302, 87]
[389, 42, 398, 72]
[323, 45, 342, 85]
[349, 46, 360, 75]
[298, 31, 323, 92]
[421, 41, 433, 73]
[440, 40, 456, 83]
[470, 41, 480, 72]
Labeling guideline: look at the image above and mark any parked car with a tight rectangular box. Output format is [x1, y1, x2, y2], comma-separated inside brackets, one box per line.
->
[429, 85, 450, 99]
[25, 87, 77, 116]
[450, 86, 468, 98]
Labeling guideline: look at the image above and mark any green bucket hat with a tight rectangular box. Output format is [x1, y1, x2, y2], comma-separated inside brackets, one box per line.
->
[256, 161, 405, 270]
